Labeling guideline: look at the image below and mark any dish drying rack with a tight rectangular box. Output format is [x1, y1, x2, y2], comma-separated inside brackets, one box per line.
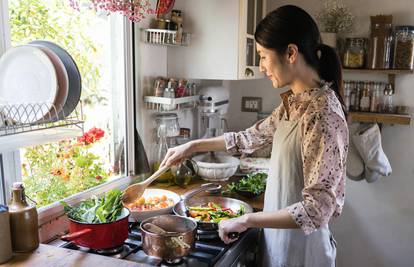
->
[0, 102, 84, 152]
[142, 29, 191, 46]
[144, 95, 199, 111]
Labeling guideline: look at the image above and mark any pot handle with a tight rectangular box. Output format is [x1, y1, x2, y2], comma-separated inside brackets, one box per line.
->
[182, 183, 221, 200]
[61, 228, 93, 242]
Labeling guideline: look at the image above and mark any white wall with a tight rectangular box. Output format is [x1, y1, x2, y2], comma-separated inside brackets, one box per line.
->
[256, 1, 414, 267]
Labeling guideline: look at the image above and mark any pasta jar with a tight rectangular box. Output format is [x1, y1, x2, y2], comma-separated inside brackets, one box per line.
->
[393, 26, 414, 70]
[343, 38, 366, 68]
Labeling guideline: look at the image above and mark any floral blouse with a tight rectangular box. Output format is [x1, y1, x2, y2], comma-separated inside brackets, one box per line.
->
[224, 84, 349, 235]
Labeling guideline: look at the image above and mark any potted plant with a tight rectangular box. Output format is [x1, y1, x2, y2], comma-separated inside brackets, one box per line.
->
[316, 0, 354, 48]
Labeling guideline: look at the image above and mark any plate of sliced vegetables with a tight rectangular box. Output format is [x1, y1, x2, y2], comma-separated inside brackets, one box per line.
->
[124, 188, 181, 222]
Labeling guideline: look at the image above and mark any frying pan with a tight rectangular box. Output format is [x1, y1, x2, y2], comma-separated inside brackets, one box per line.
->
[173, 184, 253, 232]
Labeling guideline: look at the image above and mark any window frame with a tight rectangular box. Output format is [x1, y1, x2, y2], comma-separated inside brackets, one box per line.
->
[0, 2, 138, 228]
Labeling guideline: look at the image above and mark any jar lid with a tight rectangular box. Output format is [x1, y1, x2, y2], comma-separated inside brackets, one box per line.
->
[156, 113, 178, 120]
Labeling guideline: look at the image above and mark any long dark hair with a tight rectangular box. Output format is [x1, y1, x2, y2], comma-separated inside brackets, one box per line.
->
[254, 5, 344, 108]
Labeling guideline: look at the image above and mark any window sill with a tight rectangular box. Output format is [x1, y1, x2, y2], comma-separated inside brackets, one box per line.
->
[37, 175, 141, 226]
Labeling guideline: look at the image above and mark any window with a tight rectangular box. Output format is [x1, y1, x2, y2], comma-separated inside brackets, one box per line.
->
[0, 0, 136, 222]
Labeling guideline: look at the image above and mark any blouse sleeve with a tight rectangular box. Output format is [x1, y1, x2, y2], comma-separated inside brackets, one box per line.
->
[286, 102, 348, 235]
[223, 104, 283, 154]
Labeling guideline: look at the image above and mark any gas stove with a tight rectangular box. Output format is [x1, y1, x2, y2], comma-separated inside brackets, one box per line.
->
[59, 222, 259, 267]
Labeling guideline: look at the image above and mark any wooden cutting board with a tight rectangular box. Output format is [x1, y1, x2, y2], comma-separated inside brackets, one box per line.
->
[2, 244, 150, 267]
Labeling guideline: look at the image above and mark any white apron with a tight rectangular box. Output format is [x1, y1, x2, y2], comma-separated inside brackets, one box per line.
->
[261, 93, 337, 267]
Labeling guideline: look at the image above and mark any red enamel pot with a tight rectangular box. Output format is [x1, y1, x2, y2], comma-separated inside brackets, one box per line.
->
[61, 208, 130, 249]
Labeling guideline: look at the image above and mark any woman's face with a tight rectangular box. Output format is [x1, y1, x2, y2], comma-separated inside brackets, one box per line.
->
[256, 43, 291, 88]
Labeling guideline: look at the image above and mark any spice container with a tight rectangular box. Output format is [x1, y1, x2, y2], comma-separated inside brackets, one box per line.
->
[0, 205, 12, 264]
[343, 81, 352, 112]
[370, 82, 381, 112]
[368, 15, 393, 69]
[383, 83, 394, 113]
[343, 38, 366, 68]
[9, 182, 39, 252]
[359, 83, 371, 112]
[162, 80, 177, 111]
[153, 77, 166, 97]
[393, 26, 414, 69]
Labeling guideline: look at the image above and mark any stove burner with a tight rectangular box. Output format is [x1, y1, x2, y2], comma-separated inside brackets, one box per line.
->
[96, 245, 124, 255]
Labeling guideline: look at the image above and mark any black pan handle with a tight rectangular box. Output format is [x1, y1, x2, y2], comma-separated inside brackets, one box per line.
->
[228, 232, 240, 239]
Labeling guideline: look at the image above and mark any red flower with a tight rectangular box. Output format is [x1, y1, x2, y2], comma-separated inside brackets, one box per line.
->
[95, 175, 102, 181]
[77, 127, 105, 145]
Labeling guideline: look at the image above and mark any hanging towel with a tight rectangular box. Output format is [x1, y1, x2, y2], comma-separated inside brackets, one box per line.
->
[352, 123, 392, 183]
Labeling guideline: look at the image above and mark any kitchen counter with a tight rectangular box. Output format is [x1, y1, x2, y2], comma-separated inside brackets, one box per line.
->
[149, 176, 265, 211]
[2, 244, 150, 267]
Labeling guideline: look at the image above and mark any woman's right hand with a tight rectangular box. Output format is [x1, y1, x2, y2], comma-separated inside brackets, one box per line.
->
[160, 141, 193, 168]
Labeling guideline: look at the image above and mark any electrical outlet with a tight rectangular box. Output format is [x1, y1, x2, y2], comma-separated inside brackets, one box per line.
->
[241, 97, 262, 112]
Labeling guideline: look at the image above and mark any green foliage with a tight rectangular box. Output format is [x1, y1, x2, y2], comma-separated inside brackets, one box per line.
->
[316, 0, 354, 33]
[62, 189, 123, 223]
[22, 132, 109, 207]
[226, 172, 268, 195]
[9, 0, 105, 106]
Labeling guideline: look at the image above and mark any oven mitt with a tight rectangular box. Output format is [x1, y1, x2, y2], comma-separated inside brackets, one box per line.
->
[352, 123, 392, 183]
[346, 123, 364, 181]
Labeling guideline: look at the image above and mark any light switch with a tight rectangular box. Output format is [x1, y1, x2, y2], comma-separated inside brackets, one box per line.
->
[241, 97, 262, 112]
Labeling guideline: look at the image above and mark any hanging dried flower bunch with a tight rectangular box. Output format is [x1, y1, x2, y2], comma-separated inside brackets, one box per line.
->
[317, 0, 354, 33]
[69, 0, 175, 22]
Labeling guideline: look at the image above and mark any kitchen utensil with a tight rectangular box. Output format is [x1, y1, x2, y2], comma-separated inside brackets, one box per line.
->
[142, 222, 178, 235]
[0, 205, 12, 264]
[192, 153, 240, 181]
[127, 188, 181, 222]
[0, 45, 57, 123]
[8, 182, 39, 252]
[140, 214, 196, 262]
[29, 44, 69, 122]
[173, 184, 253, 237]
[61, 207, 130, 249]
[122, 165, 170, 204]
[30, 40, 81, 119]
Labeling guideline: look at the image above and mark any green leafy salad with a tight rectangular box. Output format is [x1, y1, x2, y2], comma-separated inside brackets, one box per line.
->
[227, 172, 268, 194]
[62, 189, 124, 223]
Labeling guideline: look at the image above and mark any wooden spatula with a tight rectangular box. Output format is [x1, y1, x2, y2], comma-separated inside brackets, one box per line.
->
[122, 165, 170, 204]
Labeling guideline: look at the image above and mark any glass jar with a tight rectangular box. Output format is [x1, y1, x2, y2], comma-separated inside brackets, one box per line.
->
[368, 15, 393, 69]
[343, 38, 366, 68]
[155, 113, 180, 138]
[393, 26, 414, 70]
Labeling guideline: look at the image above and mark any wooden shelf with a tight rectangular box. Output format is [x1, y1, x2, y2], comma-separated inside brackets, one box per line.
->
[343, 68, 413, 75]
[348, 112, 411, 125]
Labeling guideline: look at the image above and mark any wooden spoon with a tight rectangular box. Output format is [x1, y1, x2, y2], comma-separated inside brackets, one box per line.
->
[142, 222, 177, 235]
[122, 165, 170, 204]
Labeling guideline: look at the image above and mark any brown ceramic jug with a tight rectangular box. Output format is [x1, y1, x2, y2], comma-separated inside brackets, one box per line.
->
[8, 182, 39, 252]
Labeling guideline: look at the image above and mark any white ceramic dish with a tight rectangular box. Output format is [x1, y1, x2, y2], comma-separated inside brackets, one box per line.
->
[30, 44, 69, 121]
[127, 188, 181, 222]
[0, 45, 58, 123]
[192, 153, 240, 181]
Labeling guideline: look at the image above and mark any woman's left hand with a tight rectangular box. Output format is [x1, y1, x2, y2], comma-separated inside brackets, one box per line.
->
[218, 215, 249, 244]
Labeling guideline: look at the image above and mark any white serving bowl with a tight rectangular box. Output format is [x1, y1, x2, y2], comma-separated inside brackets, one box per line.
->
[192, 153, 240, 182]
[126, 188, 181, 222]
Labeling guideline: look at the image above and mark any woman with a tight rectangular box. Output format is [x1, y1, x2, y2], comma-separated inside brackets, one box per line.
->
[160, 5, 348, 267]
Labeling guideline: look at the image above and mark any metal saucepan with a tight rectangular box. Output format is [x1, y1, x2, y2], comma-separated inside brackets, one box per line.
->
[61, 208, 130, 250]
[140, 215, 196, 262]
[173, 184, 253, 233]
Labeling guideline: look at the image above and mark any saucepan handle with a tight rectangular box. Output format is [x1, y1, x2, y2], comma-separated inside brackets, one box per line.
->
[61, 228, 93, 241]
[182, 183, 221, 200]
[228, 232, 240, 239]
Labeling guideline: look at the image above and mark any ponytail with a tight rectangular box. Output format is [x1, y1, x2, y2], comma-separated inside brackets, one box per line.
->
[318, 44, 345, 110]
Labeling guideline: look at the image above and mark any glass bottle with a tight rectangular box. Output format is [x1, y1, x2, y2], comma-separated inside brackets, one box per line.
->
[359, 83, 371, 112]
[152, 125, 173, 183]
[162, 80, 176, 111]
[383, 83, 394, 113]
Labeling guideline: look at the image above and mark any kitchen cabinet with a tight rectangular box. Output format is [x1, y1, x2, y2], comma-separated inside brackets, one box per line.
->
[343, 68, 412, 125]
[167, 0, 266, 80]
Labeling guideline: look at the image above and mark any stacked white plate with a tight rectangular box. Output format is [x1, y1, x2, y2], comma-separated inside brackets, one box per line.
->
[0, 41, 81, 124]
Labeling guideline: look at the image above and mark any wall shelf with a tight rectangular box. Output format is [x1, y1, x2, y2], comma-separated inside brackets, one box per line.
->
[348, 112, 411, 125]
[343, 68, 413, 88]
[144, 95, 199, 111]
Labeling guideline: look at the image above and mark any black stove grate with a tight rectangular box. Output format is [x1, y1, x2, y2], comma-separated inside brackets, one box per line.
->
[60, 222, 230, 267]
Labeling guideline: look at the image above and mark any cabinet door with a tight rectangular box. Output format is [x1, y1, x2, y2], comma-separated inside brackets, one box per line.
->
[238, 0, 265, 79]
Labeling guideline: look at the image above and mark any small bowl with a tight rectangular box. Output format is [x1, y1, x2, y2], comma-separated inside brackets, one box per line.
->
[192, 153, 240, 182]
[235, 188, 264, 199]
